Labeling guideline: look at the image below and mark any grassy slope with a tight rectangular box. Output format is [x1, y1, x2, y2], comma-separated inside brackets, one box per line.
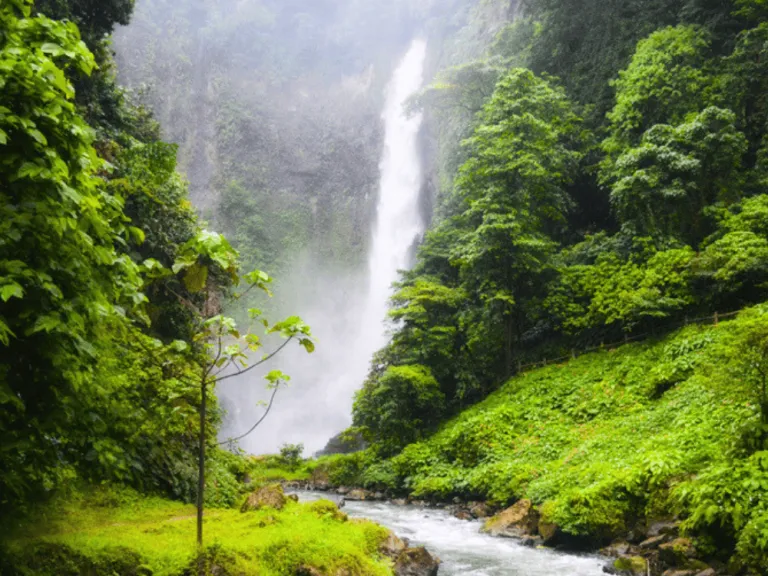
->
[324, 305, 768, 569]
[1, 487, 390, 576]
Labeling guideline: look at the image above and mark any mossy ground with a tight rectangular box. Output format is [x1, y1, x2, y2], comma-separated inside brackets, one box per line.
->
[1, 486, 391, 576]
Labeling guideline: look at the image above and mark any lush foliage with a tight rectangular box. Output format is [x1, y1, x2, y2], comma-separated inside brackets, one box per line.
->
[356, 0, 768, 456]
[0, 0, 308, 524]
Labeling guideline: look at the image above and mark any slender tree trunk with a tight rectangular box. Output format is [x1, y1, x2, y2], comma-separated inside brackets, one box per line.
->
[197, 377, 207, 548]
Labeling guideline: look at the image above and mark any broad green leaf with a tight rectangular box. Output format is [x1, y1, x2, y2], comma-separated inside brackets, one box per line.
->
[0, 283, 24, 302]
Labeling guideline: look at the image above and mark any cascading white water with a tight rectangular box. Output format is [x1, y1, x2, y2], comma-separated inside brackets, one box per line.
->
[217, 40, 429, 454]
[364, 38, 428, 348]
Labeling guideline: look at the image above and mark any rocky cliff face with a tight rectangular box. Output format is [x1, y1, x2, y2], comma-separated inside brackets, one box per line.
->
[113, 0, 516, 276]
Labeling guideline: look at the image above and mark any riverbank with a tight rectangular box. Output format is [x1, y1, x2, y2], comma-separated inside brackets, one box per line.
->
[0, 485, 399, 576]
[296, 305, 768, 574]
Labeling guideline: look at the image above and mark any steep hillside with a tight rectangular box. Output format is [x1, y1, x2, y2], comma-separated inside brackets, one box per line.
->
[325, 305, 768, 571]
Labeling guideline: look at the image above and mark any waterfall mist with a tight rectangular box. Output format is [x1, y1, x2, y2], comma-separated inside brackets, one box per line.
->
[218, 39, 428, 455]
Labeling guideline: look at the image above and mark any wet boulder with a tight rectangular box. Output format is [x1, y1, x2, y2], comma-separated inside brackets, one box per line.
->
[483, 499, 539, 538]
[394, 547, 440, 576]
[605, 556, 648, 576]
[658, 538, 696, 567]
[240, 484, 286, 512]
[345, 489, 369, 501]
[453, 509, 473, 521]
[538, 518, 560, 545]
[600, 541, 635, 558]
[470, 502, 493, 519]
[639, 534, 670, 550]
[379, 532, 408, 560]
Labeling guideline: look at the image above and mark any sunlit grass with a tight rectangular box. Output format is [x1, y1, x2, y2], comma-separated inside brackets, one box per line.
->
[4, 487, 391, 576]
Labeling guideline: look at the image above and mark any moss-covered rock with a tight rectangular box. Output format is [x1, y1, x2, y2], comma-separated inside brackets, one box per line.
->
[394, 547, 440, 576]
[659, 538, 696, 566]
[613, 556, 648, 576]
[240, 484, 286, 512]
[483, 499, 539, 538]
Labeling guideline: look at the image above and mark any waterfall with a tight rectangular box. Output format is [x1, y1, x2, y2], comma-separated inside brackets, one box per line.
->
[218, 40, 428, 454]
[365, 38, 428, 351]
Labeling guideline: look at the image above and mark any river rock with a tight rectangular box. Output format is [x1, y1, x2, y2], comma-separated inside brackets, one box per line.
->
[240, 484, 286, 512]
[336, 486, 350, 495]
[345, 489, 369, 501]
[659, 538, 696, 566]
[470, 502, 493, 519]
[483, 499, 539, 538]
[639, 534, 669, 549]
[521, 536, 543, 547]
[454, 509, 473, 521]
[605, 556, 647, 576]
[394, 547, 440, 576]
[373, 491, 386, 501]
[379, 532, 408, 560]
[392, 499, 408, 506]
[601, 541, 634, 558]
[538, 519, 560, 545]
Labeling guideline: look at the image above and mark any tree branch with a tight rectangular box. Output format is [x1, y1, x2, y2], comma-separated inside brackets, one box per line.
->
[218, 382, 281, 446]
[213, 337, 294, 384]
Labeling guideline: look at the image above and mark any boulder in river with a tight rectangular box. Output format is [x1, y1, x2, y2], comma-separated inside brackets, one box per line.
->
[453, 509, 473, 521]
[379, 532, 408, 560]
[483, 499, 539, 538]
[605, 556, 648, 576]
[538, 518, 560, 545]
[600, 540, 640, 558]
[240, 484, 286, 512]
[470, 502, 493, 519]
[345, 489, 369, 501]
[394, 547, 440, 576]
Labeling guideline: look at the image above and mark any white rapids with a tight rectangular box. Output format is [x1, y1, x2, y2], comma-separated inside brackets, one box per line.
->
[295, 492, 606, 576]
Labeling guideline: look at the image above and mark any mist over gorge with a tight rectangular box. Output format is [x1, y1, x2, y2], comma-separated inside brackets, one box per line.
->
[113, 0, 516, 453]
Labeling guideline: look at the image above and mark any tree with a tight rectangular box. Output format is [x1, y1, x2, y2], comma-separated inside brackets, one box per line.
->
[0, 0, 144, 504]
[159, 230, 314, 549]
[604, 107, 747, 244]
[354, 365, 445, 455]
[452, 68, 586, 373]
[602, 25, 719, 159]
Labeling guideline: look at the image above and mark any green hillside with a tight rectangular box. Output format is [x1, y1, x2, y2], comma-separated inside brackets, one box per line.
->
[326, 305, 768, 571]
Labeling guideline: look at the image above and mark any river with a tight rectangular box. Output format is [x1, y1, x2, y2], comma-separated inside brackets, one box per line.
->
[294, 492, 606, 575]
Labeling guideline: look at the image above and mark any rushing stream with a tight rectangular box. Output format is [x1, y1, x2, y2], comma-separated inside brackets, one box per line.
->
[294, 492, 605, 575]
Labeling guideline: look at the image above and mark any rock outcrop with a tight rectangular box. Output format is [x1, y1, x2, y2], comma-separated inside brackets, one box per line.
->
[393, 547, 440, 576]
[240, 484, 287, 512]
[482, 499, 539, 538]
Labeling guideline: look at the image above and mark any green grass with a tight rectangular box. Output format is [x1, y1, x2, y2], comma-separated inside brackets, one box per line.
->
[1, 486, 391, 576]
